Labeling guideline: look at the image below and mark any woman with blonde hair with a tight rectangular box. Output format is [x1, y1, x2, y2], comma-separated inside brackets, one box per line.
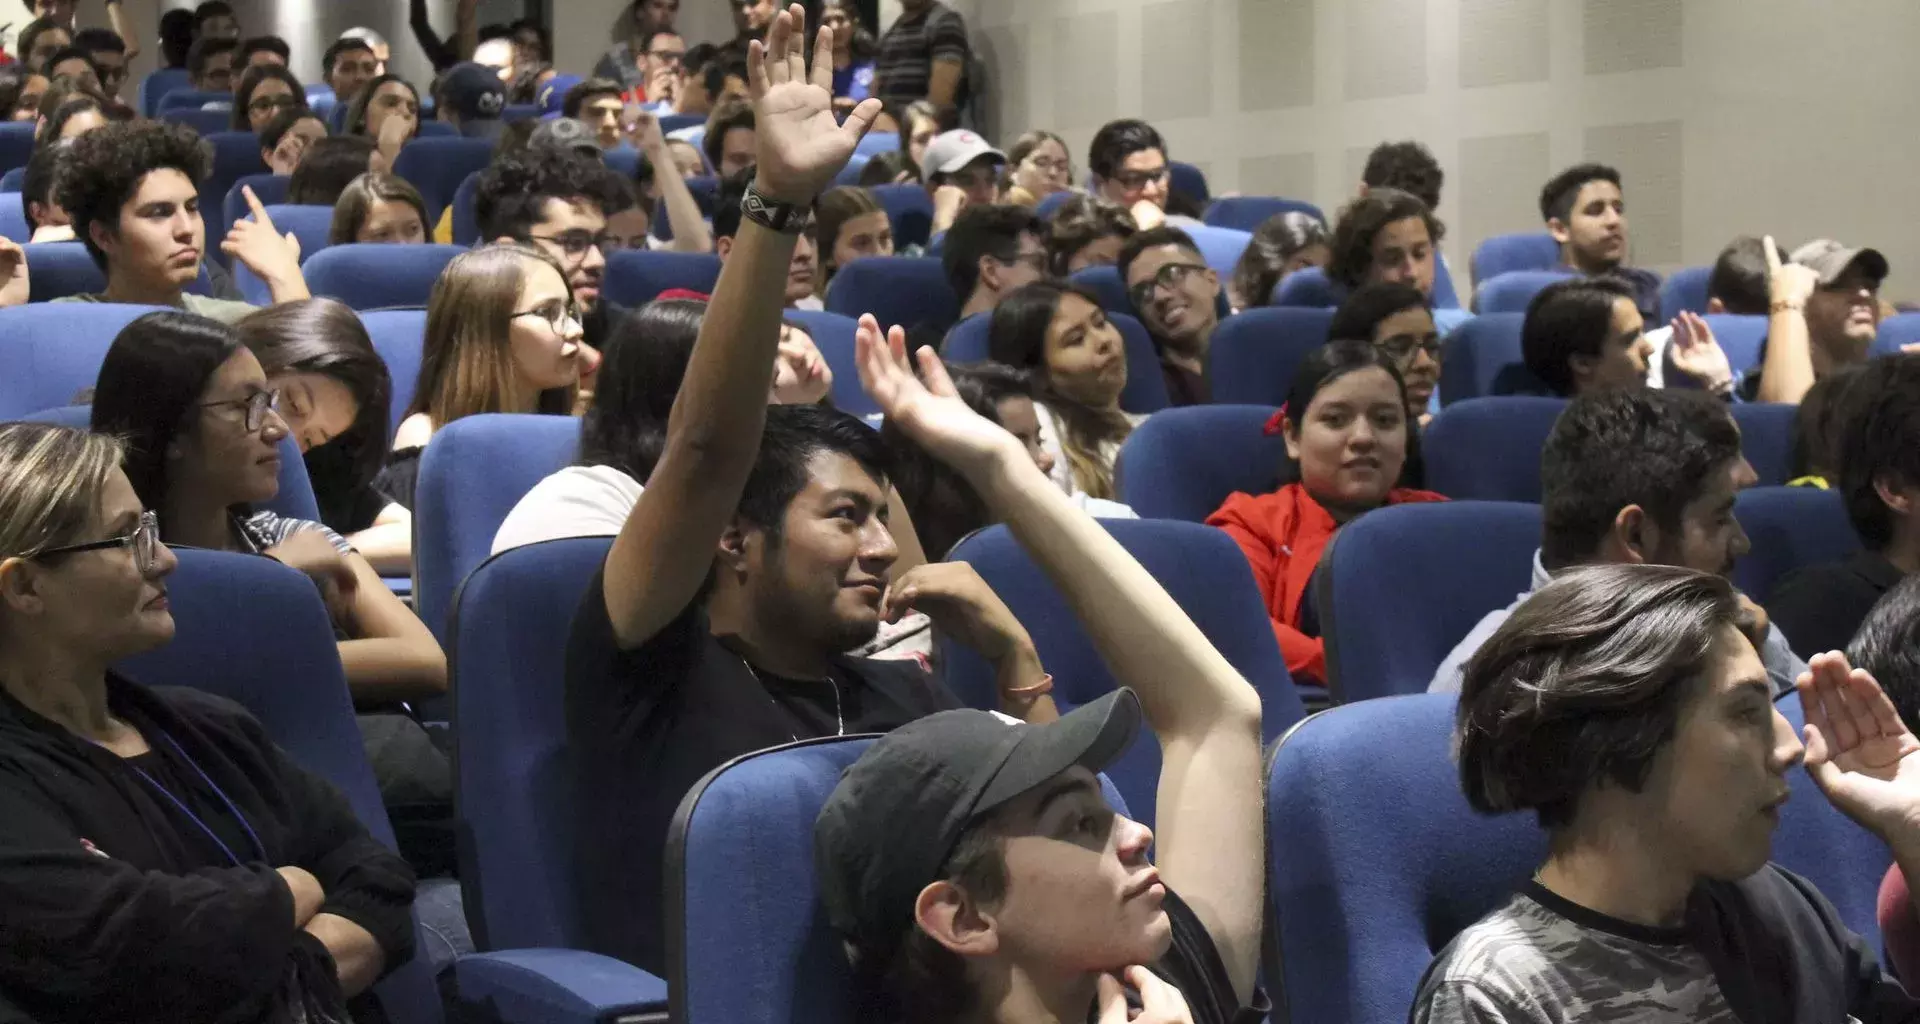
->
[329, 171, 430, 246]
[380, 243, 587, 509]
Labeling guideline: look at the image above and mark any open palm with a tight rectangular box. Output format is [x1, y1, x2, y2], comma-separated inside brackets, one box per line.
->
[1800, 652, 1920, 843]
[854, 314, 1019, 475]
[749, 4, 884, 204]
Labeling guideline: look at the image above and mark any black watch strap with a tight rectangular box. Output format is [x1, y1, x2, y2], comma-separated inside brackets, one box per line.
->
[741, 183, 812, 235]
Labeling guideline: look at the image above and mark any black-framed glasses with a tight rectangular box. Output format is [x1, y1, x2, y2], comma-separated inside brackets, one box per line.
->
[1375, 333, 1442, 363]
[34, 510, 161, 573]
[199, 389, 280, 432]
[1112, 166, 1170, 191]
[1024, 154, 1071, 176]
[1127, 262, 1206, 309]
[529, 231, 612, 260]
[249, 93, 301, 114]
[513, 303, 583, 333]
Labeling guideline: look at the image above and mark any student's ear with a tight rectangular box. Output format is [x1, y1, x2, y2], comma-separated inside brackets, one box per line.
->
[0, 557, 47, 617]
[1706, 297, 1726, 314]
[715, 522, 752, 574]
[1546, 217, 1571, 246]
[1874, 474, 1917, 520]
[1608, 504, 1656, 564]
[976, 253, 999, 293]
[714, 235, 734, 261]
[89, 219, 117, 261]
[1566, 351, 1596, 389]
[913, 879, 1000, 958]
[1280, 415, 1301, 462]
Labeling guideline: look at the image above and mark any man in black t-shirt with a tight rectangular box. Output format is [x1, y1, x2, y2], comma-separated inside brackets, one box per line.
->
[813, 321, 1270, 1024]
[564, 7, 1056, 976]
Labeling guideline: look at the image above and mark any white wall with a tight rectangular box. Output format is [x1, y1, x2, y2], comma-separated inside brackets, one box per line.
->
[552, 0, 738, 80]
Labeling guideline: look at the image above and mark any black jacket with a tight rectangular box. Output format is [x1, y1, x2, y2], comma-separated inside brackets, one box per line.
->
[0, 676, 415, 1023]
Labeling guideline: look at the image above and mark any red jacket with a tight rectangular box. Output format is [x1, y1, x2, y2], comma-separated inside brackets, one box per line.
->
[1207, 482, 1447, 683]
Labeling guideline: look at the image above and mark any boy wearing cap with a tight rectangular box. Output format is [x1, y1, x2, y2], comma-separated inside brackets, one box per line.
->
[436, 61, 508, 141]
[1748, 237, 1887, 405]
[817, 305, 1268, 1024]
[923, 129, 1004, 236]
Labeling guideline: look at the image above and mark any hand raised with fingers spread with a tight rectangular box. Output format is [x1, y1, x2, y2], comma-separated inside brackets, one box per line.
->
[1764, 234, 1818, 310]
[1797, 651, 1920, 846]
[1667, 310, 1733, 392]
[748, 3, 885, 204]
[853, 313, 1021, 475]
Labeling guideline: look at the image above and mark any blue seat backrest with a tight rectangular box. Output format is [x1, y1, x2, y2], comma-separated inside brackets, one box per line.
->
[361, 309, 427, 443]
[657, 113, 704, 135]
[223, 174, 292, 243]
[1068, 264, 1131, 316]
[1317, 502, 1541, 703]
[1732, 486, 1862, 605]
[1115, 404, 1285, 522]
[1271, 265, 1346, 308]
[0, 122, 32, 180]
[0, 303, 164, 417]
[413, 414, 582, 641]
[1468, 231, 1561, 284]
[1437, 312, 1536, 404]
[416, 120, 458, 138]
[502, 104, 541, 122]
[941, 311, 1169, 415]
[945, 520, 1303, 826]
[392, 137, 497, 220]
[824, 256, 959, 334]
[602, 249, 723, 307]
[868, 183, 934, 249]
[1702, 313, 1768, 375]
[1168, 161, 1209, 207]
[653, 175, 719, 243]
[1431, 249, 1462, 310]
[23, 242, 106, 302]
[1473, 268, 1575, 314]
[665, 737, 1130, 1024]
[780, 310, 876, 417]
[0, 191, 28, 243]
[1209, 307, 1335, 407]
[1771, 692, 1893, 951]
[230, 206, 334, 304]
[139, 68, 194, 116]
[305, 244, 465, 311]
[1202, 196, 1325, 233]
[1035, 189, 1075, 222]
[450, 537, 612, 950]
[1661, 265, 1713, 321]
[163, 107, 235, 137]
[157, 88, 231, 113]
[853, 130, 899, 157]
[1874, 312, 1920, 358]
[450, 170, 484, 246]
[199, 132, 269, 255]
[1186, 223, 1252, 275]
[1730, 402, 1796, 487]
[0, 166, 23, 193]
[114, 549, 441, 1024]
[1422, 396, 1567, 502]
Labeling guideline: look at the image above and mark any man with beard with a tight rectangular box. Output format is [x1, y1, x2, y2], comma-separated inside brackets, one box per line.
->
[474, 146, 631, 351]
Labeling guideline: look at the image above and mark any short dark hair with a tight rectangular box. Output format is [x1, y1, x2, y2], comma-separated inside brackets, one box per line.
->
[238, 35, 290, 64]
[1087, 118, 1164, 181]
[194, 1, 235, 28]
[1836, 353, 1920, 550]
[42, 46, 98, 81]
[21, 140, 65, 230]
[17, 18, 65, 66]
[1539, 388, 1744, 571]
[1328, 281, 1428, 343]
[56, 120, 209, 270]
[703, 96, 755, 176]
[1115, 225, 1201, 293]
[474, 147, 628, 241]
[1044, 194, 1134, 277]
[1457, 562, 1751, 829]
[883, 360, 1032, 561]
[1326, 187, 1443, 289]
[941, 204, 1039, 299]
[71, 28, 126, 57]
[1539, 163, 1621, 224]
[1230, 210, 1328, 310]
[562, 77, 625, 119]
[159, 9, 196, 67]
[90, 311, 243, 514]
[579, 299, 705, 482]
[1788, 364, 1868, 483]
[1849, 573, 1920, 735]
[1361, 141, 1443, 211]
[1706, 236, 1773, 316]
[322, 36, 374, 78]
[737, 403, 893, 544]
[285, 135, 375, 205]
[36, 93, 105, 147]
[857, 150, 917, 187]
[186, 36, 237, 81]
[1521, 275, 1638, 396]
[342, 73, 417, 138]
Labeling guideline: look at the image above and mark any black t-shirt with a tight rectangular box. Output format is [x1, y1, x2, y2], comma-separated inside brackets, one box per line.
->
[1767, 550, 1907, 661]
[1131, 889, 1269, 1024]
[303, 443, 390, 535]
[564, 569, 962, 974]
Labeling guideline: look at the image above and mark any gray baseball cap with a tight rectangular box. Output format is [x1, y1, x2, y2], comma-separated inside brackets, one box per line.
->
[1790, 239, 1889, 286]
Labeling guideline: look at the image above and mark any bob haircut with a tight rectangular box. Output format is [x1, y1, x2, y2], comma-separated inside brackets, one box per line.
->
[0, 422, 127, 563]
[329, 171, 430, 245]
[411, 243, 578, 427]
[89, 311, 245, 513]
[1456, 562, 1754, 829]
[1326, 187, 1444, 290]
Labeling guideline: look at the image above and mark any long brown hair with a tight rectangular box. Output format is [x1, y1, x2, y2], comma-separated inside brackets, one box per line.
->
[411, 243, 577, 429]
[987, 280, 1133, 499]
[328, 171, 430, 245]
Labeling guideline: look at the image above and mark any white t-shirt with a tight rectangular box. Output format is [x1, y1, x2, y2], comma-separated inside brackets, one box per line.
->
[491, 464, 644, 555]
[1034, 401, 1146, 506]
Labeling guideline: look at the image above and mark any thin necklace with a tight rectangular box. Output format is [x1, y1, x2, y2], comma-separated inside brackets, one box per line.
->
[740, 654, 844, 740]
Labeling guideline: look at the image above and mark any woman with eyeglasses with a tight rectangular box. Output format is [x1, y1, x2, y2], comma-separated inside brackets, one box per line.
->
[89, 310, 446, 707]
[1327, 281, 1443, 425]
[229, 63, 306, 134]
[378, 244, 587, 512]
[1001, 129, 1072, 208]
[987, 280, 1143, 502]
[0, 422, 416, 1023]
[1206, 339, 1444, 686]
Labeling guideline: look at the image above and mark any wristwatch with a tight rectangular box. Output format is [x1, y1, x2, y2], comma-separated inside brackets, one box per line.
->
[741, 183, 812, 235]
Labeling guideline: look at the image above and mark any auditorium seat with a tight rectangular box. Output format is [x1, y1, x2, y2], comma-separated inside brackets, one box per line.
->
[232, 204, 335, 304]
[1422, 396, 1565, 502]
[303, 244, 465, 310]
[0, 122, 31, 180]
[779, 309, 878, 417]
[0, 193, 28, 243]
[1035, 189, 1074, 222]
[602, 250, 723, 307]
[1271, 265, 1346, 308]
[450, 170, 483, 246]
[1473, 268, 1574, 314]
[139, 67, 193, 116]
[1468, 231, 1560, 284]
[1875, 312, 1920, 357]
[1168, 160, 1209, 207]
[1202, 195, 1325, 233]
[1729, 402, 1796, 486]
[1660, 265, 1713, 320]
[1702, 313, 1768, 376]
[22, 243, 106, 303]
[1208, 307, 1335, 407]
[1186, 223, 1253, 275]
[1068, 264, 1132, 317]
[941, 309, 1169, 415]
[1436, 313, 1537, 403]
[1115, 404, 1284, 522]
[0, 304, 162, 417]
[416, 119, 458, 139]
[868, 183, 934, 250]
[1732, 486, 1862, 606]
[946, 520, 1305, 825]
[200, 132, 270, 256]
[163, 107, 235, 137]
[156, 88, 231, 114]
[392, 137, 496, 221]
[361, 309, 427, 441]
[824, 256, 959, 334]
[0, 166, 22, 192]
[223, 174, 293, 242]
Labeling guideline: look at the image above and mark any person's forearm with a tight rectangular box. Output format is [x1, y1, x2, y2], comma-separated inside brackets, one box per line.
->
[993, 640, 1057, 723]
[649, 142, 713, 253]
[1758, 305, 1816, 404]
[305, 913, 385, 996]
[265, 267, 312, 304]
[338, 639, 447, 701]
[926, 58, 962, 109]
[347, 522, 411, 576]
[410, 0, 456, 71]
[665, 215, 799, 458]
[454, 0, 479, 62]
[106, 1, 140, 59]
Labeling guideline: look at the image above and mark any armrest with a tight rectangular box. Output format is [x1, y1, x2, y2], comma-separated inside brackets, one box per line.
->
[452, 949, 668, 1024]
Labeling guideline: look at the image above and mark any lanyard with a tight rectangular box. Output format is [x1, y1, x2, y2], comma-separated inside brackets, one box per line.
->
[120, 727, 268, 868]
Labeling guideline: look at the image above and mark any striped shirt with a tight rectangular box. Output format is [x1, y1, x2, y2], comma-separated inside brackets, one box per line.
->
[873, 1, 968, 104]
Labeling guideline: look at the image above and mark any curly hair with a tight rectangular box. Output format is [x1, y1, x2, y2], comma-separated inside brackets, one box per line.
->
[474, 147, 629, 241]
[56, 119, 210, 270]
[1361, 141, 1443, 212]
[1326, 187, 1444, 289]
[1045, 194, 1135, 277]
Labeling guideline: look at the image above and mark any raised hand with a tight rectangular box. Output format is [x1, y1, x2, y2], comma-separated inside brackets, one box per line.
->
[1667, 310, 1734, 392]
[854, 313, 1022, 476]
[625, 104, 667, 154]
[1764, 234, 1818, 310]
[222, 185, 303, 287]
[1798, 651, 1920, 847]
[0, 237, 29, 308]
[748, 3, 884, 204]
[771, 323, 832, 404]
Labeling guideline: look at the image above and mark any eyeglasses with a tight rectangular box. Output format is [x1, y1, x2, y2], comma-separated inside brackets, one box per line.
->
[1127, 262, 1207, 309]
[1375, 333, 1443, 363]
[249, 93, 300, 114]
[1112, 166, 1170, 192]
[647, 47, 686, 63]
[199, 389, 280, 432]
[529, 231, 611, 261]
[513, 304, 583, 332]
[1024, 154, 1071, 176]
[34, 510, 162, 573]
